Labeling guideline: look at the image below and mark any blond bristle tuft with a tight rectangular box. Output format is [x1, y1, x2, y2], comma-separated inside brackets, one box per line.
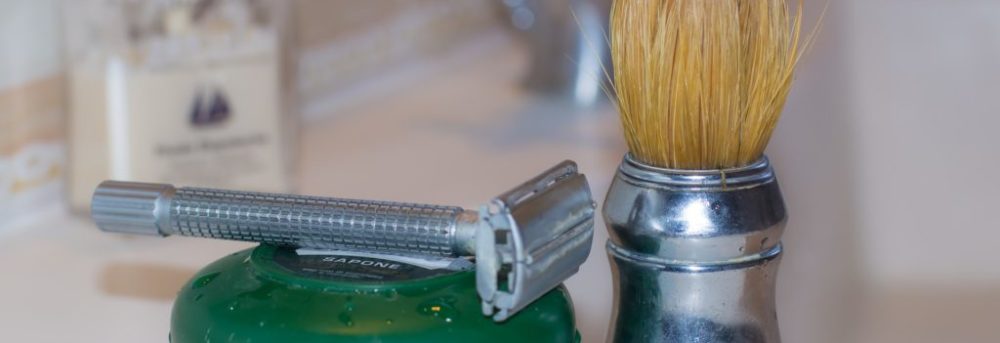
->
[611, 0, 803, 170]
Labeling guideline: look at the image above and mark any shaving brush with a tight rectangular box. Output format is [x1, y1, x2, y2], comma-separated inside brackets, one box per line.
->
[604, 1, 803, 342]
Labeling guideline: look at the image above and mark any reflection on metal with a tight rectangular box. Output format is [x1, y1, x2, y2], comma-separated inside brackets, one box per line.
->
[604, 154, 787, 343]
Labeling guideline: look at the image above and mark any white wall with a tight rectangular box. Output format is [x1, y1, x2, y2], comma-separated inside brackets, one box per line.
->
[847, 0, 1000, 288]
[0, 0, 61, 89]
[769, 3, 1000, 340]
[769, 1, 861, 341]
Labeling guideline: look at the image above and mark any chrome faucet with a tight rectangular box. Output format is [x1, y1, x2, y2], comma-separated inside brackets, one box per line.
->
[501, 0, 612, 106]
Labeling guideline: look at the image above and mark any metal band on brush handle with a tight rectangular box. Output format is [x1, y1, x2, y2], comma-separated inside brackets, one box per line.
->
[91, 161, 595, 322]
[91, 181, 477, 257]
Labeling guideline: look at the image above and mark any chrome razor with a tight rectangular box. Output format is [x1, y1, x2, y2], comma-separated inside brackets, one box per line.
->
[91, 161, 595, 321]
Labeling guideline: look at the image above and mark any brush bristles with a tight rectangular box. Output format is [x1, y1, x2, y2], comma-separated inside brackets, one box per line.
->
[611, 0, 803, 170]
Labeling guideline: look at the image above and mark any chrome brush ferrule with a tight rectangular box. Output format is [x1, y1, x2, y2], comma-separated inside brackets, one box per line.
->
[604, 154, 787, 343]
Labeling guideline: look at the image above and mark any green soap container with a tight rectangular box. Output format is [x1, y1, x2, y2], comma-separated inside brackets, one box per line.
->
[171, 245, 581, 342]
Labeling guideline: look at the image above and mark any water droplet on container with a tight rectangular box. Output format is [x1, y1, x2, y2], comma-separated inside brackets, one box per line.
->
[338, 312, 354, 327]
[417, 299, 459, 322]
[191, 272, 221, 290]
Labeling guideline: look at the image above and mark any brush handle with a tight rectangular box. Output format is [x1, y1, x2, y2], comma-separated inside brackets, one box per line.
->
[604, 155, 786, 343]
[91, 181, 474, 257]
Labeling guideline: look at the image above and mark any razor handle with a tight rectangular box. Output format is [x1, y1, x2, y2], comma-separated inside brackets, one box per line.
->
[92, 182, 476, 257]
[91, 161, 595, 321]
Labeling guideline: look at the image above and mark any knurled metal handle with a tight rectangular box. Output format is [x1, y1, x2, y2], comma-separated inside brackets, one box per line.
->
[92, 181, 475, 257]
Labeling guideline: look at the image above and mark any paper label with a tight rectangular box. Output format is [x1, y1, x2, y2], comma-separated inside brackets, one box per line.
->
[273, 248, 460, 282]
[0, 75, 65, 226]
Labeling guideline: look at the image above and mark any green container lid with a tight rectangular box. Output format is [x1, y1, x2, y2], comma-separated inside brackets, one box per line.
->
[171, 245, 580, 343]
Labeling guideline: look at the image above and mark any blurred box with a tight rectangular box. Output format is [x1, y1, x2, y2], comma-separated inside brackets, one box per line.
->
[0, 0, 65, 228]
[63, 0, 296, 213]
[62, 1, 502, 212]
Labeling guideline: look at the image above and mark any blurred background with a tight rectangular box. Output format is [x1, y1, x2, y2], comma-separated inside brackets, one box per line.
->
[0, 0, 996, 342]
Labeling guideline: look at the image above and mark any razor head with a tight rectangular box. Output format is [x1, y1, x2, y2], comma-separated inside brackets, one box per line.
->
[475, 161, 595, 321]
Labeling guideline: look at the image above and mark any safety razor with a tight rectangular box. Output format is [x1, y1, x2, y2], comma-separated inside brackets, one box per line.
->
[91, 161, 595, 321]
